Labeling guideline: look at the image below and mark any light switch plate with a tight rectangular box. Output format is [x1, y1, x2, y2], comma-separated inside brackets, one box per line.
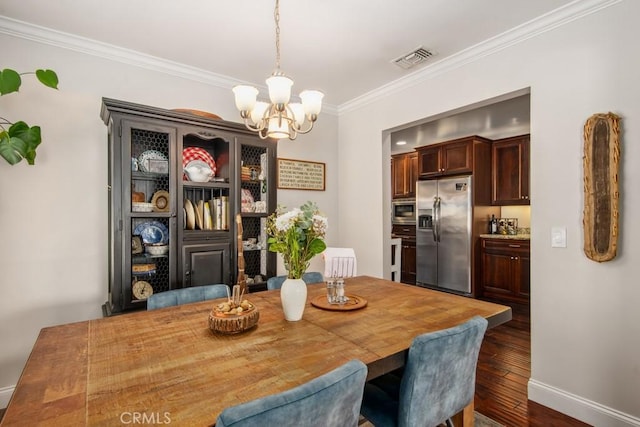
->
[551, 226, 567, 248]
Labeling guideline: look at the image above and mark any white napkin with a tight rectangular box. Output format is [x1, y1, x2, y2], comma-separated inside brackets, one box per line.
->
[323, 247, 357, 278]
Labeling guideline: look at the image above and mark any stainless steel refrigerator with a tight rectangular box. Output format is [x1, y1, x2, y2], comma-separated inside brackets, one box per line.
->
[416, 176, 472, 294]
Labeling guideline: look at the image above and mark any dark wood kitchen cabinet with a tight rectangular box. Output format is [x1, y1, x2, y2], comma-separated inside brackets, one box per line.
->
[416, 135, 491, 179]
[480, 238, 530, 303]
[392, 225, 416, 285]
[492, 134, 530, 205]
[401, 239, 417, 285]
[391, 152, 418, 199]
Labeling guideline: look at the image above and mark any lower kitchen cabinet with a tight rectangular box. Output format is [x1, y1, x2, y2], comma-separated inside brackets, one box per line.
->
[401, 239, 416, 285]
[480, 238, 530, 303]
[392, 225, 416, 285]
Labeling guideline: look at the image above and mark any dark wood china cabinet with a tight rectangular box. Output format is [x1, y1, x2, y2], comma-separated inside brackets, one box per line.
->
[101, 98, 276, 315]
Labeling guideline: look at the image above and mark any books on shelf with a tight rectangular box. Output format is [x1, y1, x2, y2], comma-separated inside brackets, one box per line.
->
[209, 196, 229, 230]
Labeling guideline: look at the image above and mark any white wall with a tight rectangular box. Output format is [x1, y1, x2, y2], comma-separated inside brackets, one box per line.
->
[3, 2, 639, 425]
[0, 32, 339, 404]
[338, 1, 639, 425]
[273, 115, 340, 275]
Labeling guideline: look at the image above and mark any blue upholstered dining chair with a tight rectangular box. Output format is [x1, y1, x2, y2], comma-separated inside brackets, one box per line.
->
[266, 271, 324, 290]
[146, 284, 229, 310]
[216, 359, 368, 427]
[360, 316, 488, 427]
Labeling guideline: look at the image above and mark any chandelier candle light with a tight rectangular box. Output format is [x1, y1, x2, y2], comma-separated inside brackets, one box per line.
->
[232, 0, 324, 140]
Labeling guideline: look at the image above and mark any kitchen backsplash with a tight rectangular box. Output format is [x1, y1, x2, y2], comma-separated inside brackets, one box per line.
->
[500, 205, 531, 228]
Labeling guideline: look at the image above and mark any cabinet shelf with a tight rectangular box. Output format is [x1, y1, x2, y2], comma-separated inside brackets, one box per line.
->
[132, 171, 169, 180]
[131, 270, 157, 277]
[132, 253, 169, 262]
[182, 229, 230, 240]
[182, 180, 230, 189]
[130, 212, 172, 218]
[240, 212, 268, 218]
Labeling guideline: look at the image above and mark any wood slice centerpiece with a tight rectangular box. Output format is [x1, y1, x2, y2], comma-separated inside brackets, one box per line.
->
[208, 284, 258, 334]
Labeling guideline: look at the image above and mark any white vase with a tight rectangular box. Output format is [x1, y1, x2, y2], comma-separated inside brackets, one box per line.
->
[280, 278, 307, 321]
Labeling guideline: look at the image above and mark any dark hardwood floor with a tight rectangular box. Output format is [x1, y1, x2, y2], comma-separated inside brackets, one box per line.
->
[475, 299, 591, 426]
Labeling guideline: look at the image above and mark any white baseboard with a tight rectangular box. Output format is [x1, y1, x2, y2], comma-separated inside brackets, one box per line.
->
[0, 385, 15, 409]
[528, 379, 640, 427]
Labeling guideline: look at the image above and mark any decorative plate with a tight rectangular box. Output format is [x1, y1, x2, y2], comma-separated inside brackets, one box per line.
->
[182, 147, 217, 176]
[132, 280, 154, 300]
[151, 190, 170, 212]
[133, 221, 169, 244]
[184, 199, 196, 230]
[131, 236, 144, 254]
[138, 150, 168, 172]
[195, 200, 204, 230]
[172, 108, 222, 120]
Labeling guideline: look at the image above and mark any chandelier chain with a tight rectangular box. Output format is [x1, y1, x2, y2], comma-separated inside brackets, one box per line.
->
[274, 0, 281, 71]
[232, 0, 322, 140]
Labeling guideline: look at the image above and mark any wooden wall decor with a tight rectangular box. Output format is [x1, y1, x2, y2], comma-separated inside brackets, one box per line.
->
[583, 112, 621, 262]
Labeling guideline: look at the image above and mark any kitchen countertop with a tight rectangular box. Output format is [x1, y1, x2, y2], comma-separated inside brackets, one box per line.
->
[480, 233, 530, 240]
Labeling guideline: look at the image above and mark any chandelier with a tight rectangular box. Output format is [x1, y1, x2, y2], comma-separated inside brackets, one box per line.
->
[232, 0, 323, 140]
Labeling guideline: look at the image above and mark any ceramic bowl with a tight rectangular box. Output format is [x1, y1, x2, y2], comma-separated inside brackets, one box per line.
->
[146, 244, 169, 256]
[184, 160, 214, 182]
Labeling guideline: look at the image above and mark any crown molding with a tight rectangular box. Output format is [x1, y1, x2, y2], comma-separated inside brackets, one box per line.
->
[338, 0, 622, 114]
[1, 0, 619, 117]
[0, 15, 340, 116]
[0, 15, 240, 88]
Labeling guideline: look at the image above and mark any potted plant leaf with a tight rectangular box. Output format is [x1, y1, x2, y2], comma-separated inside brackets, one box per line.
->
[0, 68, 58, 165]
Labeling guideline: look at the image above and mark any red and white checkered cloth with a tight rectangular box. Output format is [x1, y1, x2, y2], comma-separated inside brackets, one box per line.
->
[182, 147, 217, 177]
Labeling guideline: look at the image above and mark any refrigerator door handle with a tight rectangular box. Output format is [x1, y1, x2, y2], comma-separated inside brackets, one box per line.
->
[435, 197, 442, 242]
[432, 196, 442, 242]
[432, 197, 438, 242]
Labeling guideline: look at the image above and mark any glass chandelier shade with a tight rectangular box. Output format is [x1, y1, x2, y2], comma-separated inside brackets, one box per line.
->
[232, 0, 323, 140]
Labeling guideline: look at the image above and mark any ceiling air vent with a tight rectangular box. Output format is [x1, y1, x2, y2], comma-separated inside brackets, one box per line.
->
[392, 47, 434, 70]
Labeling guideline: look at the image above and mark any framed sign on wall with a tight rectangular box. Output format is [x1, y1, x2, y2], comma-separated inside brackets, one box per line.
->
[277, 158, 326, 191]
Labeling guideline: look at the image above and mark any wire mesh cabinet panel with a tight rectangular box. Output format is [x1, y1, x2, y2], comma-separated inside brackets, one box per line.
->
[235, 136, 277, 292]
[103, 115, 179, 314]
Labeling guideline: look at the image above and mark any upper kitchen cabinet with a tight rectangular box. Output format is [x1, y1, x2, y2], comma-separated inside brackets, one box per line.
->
[416, 136, 490, 179]
[391, 151, 418, 199]
[492, 134, 530, 205]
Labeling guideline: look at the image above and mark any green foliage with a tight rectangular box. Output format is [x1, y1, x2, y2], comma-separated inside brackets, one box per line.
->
[0, 68, 58, 165]
[266, 201, 328, 279]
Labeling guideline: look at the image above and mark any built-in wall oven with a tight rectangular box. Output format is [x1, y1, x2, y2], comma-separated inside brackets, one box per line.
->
[392, 198, 416, 225]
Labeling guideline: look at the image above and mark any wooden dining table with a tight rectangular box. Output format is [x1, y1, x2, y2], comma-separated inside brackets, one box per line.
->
[1, 276, 511, 427]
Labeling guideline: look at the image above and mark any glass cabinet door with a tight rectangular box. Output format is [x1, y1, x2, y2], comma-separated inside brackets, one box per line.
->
[123, 120, 177, 309]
